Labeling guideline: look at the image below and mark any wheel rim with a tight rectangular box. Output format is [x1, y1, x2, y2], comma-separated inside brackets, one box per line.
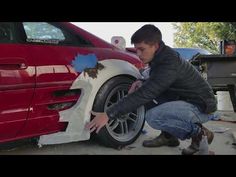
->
[104, 84, 145, 142]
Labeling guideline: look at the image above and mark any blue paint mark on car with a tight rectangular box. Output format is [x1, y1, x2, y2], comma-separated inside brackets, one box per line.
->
[71, 53, 98, 72]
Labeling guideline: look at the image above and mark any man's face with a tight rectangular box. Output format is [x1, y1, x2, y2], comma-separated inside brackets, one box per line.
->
[134, 42, 159, 64]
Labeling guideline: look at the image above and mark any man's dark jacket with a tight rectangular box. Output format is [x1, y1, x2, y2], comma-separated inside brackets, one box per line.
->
[106, 42, 217, 120]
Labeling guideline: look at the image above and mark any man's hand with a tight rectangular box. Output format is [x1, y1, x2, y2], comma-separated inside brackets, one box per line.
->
[128, 80, 143, 94]
[85, 111, 109, 133]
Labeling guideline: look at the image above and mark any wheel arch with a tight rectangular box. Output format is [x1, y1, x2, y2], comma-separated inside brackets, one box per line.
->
[38, 59, 142, 145]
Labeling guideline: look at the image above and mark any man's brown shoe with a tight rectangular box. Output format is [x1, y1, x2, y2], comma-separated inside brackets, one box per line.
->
[182, 125, 214, 155]
[143, 131, 180, 147]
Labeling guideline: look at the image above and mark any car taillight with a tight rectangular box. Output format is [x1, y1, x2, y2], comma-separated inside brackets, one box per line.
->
[225, 44, 236, 56]
[220, 40, 236, 56]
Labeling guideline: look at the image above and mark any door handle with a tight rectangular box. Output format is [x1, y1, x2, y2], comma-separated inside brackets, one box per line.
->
[19, 63, 27, 69]
[0, 57, 28, 70]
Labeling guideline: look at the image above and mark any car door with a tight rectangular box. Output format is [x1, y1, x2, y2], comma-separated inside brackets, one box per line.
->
[0, 22, 35, 141]
[17, 22, 98, 136]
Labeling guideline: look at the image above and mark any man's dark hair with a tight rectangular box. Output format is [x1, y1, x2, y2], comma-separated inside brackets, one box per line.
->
[131, 24, 162, 45]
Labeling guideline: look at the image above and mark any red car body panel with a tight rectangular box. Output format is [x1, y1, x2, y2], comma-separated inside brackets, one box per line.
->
[0, 22, 143, 144]
[0, 44, 35, 141]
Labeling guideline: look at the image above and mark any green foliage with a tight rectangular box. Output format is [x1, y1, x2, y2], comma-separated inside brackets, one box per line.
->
[173, 22, 236, 54]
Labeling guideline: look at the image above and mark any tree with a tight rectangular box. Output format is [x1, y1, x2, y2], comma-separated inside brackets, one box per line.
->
[173, 22, 236, 54]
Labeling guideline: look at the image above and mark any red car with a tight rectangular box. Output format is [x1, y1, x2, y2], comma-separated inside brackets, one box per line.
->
[0, 22, 145, 148]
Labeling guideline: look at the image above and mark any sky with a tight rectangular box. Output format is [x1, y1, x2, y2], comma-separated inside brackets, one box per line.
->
[72, 22, 176, 47]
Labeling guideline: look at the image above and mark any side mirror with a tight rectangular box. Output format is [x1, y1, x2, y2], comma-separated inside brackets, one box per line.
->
[111, 36, 126, 50]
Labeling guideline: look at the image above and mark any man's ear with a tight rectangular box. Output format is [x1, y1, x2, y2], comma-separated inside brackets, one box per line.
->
[154, 43, 159, 50]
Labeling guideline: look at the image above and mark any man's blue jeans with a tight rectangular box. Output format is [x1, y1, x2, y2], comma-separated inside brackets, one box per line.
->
[145, 101, 211, 140]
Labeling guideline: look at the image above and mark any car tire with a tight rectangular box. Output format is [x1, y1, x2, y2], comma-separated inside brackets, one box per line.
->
[92, 76, 145, 149]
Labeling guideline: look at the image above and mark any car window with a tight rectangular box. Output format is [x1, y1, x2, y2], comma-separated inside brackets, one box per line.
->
[0, 23, 16, 43]
[22, 22, 93, 47]
[23, 22, 65, 45]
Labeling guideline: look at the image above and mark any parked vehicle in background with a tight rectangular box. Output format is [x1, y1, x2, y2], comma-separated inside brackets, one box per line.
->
[173, 48, 211, 61]
[190, 40, 236, 113]
[0, 22, 146, 148]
